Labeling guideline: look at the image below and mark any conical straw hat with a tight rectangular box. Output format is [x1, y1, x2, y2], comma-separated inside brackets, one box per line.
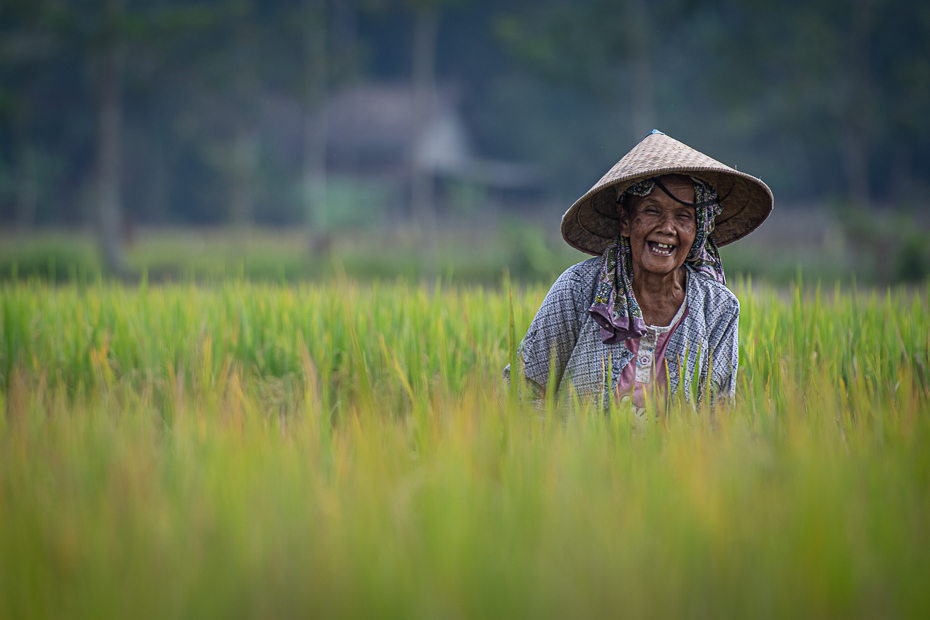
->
[561, 130, 773, 255]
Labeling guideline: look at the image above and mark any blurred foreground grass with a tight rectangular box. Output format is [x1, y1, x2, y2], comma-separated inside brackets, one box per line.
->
[1, 276, 929, 618]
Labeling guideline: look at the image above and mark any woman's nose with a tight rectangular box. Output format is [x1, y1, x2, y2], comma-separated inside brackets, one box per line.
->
[656, 213, 676, 235]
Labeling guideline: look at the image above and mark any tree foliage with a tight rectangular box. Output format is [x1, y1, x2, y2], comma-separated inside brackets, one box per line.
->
[1, 0, 928, 232]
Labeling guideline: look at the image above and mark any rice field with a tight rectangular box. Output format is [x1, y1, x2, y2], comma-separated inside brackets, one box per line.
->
[1, 274, 929, 619]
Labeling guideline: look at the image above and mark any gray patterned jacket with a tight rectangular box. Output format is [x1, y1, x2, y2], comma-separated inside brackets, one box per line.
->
[503, 257, 739, 409]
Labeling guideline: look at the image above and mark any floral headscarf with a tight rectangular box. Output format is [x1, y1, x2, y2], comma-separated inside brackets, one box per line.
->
[588, 176, 725, 344]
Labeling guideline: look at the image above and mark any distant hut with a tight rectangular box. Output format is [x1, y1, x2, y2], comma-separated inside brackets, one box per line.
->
[323, 83, 541, 214]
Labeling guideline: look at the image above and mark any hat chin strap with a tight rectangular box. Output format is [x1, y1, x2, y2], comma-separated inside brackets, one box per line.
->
[652, 177, 731, 208]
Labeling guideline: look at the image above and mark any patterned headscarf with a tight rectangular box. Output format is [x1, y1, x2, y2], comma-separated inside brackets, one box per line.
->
[588, 176, 725, 344]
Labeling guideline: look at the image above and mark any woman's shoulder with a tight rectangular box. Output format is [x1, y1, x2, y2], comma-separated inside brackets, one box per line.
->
[686, 267, 739, 316]
[560, 256, 602, 282]
[536, 257, 602, 316]
[544, 256, 600, 293]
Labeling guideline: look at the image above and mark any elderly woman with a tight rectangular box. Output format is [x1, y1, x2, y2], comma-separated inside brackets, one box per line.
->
[504, 130, 773, 411]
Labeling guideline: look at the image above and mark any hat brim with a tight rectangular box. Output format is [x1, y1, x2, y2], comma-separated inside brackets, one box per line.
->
[561, 133, 774, 256]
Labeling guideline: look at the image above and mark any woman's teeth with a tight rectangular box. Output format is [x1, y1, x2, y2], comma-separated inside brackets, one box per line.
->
[649, 242, 675, 256]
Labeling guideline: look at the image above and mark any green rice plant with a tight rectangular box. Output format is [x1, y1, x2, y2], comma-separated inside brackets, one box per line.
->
[0, 277, 929, 619]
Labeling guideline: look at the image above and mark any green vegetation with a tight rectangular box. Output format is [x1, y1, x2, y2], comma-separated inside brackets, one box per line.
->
[1, 275, 929, 618]
[0, 226, 584, 285]
[4, 219, 930, 286]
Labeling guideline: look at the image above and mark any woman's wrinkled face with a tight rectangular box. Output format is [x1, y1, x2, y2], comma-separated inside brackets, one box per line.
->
[619, 175, 697, 279]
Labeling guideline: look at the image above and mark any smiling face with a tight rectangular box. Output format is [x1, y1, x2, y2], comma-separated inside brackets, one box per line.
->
[618, 175, 698, 279]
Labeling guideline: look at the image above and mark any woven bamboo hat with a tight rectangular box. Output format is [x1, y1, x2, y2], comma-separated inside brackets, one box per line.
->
[561, 130, 774, 255]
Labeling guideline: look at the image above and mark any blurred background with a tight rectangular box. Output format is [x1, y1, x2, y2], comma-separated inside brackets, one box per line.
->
[1, 0, 929, 285]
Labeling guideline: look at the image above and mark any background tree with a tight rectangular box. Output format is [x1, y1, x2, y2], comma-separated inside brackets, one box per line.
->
[93, 0, 127, 274]
[303, 0, 330, 253]
[404, 0, 466, 248]
[2, 0, 930, 271]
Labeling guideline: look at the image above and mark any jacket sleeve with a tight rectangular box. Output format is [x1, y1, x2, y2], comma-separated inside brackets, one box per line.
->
[502, 262, 592, 405]
[707, 295, 739, 404]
